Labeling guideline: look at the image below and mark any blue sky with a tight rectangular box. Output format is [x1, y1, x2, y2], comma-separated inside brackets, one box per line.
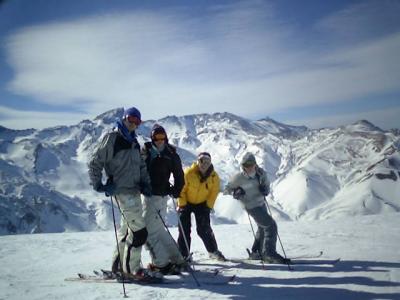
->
[0, 0, 399, 130]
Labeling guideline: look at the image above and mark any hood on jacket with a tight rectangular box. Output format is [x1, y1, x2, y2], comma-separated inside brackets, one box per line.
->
[151, 124, 169, 143]
[241, 152, 257, 167]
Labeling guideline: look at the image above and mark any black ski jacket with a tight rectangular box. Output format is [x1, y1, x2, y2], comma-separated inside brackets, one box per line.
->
[142, 142, 184, 198]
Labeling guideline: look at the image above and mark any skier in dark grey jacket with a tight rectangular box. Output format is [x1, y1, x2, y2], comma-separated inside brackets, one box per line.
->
[88, 107, 155, 280]
[224, 152, 290, 264]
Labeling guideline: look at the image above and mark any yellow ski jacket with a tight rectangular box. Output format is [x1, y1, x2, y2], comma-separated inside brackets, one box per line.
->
[178, 163, 220, 209]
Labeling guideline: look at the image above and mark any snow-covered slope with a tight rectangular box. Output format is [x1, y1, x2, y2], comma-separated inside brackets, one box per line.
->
[0, 110, 399, 235]
[0, 213, 399, 300]
[273, 121, 400, 220]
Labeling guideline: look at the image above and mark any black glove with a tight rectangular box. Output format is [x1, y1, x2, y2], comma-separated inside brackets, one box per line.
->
[139, 182, 152, 197]
[95, 182, 116, 197]
[259, 184, 270, 196]
[205, 205, 214, 214]
[168, 185, 180, 199]
[177, 205, 187, 215]
[232, 187, 245, 200]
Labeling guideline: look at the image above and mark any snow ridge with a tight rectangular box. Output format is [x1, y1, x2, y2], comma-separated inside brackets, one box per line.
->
[0, 109, 399, 235]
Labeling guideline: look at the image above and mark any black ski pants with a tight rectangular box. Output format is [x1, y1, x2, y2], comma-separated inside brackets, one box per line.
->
[177, 202, 218, 258]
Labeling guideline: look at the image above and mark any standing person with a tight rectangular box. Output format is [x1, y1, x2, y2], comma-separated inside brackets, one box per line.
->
[141, 124, 186, 274]
[88, 107, 155, 280]
[177, 152, 226, 261]
[224, 152, 290, 264]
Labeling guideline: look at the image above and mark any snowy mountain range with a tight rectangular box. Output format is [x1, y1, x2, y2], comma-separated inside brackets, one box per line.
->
[1, 108, 399, 235]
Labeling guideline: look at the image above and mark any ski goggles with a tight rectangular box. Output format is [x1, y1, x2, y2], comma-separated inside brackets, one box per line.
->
[126, 115, 141, 126]
[242, 161, 256, 168]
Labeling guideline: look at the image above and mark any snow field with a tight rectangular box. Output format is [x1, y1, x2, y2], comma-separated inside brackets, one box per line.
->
[0, 213, 399, 300]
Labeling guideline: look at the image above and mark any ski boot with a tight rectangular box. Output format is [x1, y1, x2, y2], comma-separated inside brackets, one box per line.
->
[148, 262, 182, 275]
[246, 248, 262, 260]
[262, 253, 291, 264]
[119, 268, 163, 283]
[209, 250, 227, 261]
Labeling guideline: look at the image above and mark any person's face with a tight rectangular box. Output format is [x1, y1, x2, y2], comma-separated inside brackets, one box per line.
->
[153, 133, 166, 149]
[243, 163, 256, 174]
[198, 156, 211, 173]
[124, 115, 141, 132]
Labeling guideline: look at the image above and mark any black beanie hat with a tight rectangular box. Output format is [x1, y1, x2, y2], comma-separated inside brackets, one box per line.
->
[198, 152, 211, 160]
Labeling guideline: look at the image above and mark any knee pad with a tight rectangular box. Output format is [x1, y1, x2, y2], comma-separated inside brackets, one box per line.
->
[131, 227, 148, 248]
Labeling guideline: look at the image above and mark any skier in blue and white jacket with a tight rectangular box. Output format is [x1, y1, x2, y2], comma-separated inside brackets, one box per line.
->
[88, 107, 155, 280]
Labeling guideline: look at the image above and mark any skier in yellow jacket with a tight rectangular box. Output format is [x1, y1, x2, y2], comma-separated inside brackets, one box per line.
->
[177, 152, 226, 261]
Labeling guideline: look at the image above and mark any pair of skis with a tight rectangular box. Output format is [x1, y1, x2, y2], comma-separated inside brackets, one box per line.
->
[65, 268, 237, 286]
[67, 251, 340, 286]
[198, 250, 340, 266]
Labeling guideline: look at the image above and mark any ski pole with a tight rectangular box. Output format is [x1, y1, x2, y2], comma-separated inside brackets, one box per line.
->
[263, 195, 292, 271]
[156, 209, 200, 287]
[246, 212, 265, 269]
[111, 196, 127, 298]
[171, 198, 193, 264]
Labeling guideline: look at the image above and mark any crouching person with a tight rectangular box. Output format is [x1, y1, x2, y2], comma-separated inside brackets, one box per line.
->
[224, 152, 290, 264]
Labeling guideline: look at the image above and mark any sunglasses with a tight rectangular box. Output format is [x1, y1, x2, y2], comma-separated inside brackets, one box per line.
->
[198, 157, 211, 164]
[153, 133, 166, 142]
[126, 115, 141, 126]
[242, 163, 256, 168]
[153, 138, 166, 142]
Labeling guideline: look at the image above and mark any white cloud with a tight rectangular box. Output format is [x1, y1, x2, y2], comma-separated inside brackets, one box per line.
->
[0, 106, 92, 130]
[3, 3, 301, 118]
[316, 0, 400, 44]
[3, 0, 400, 128]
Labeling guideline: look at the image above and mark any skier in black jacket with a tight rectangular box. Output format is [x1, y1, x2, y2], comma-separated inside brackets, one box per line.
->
[141, 124, 186, 274]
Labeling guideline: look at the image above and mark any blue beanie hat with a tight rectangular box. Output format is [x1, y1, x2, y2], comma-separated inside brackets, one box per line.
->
[123, 107, 141, 121]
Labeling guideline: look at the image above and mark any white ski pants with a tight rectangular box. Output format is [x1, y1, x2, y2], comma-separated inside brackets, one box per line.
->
[112, 193, 146, 274]
[143, 195, 185, 267]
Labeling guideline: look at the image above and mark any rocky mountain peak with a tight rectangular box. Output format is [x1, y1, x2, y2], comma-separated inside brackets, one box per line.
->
[0, 110, 399, 235]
